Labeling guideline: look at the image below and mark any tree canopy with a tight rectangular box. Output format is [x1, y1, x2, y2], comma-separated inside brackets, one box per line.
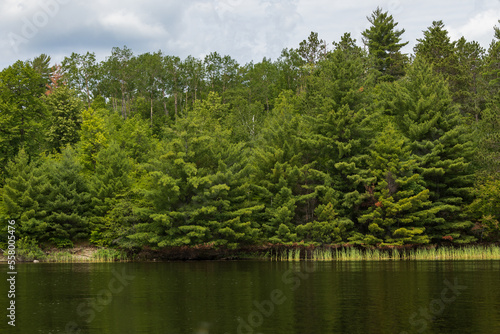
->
[1, 10, 499, 249]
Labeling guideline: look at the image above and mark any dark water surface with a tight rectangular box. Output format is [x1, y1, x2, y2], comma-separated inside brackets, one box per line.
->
[1, 260, 499, 333]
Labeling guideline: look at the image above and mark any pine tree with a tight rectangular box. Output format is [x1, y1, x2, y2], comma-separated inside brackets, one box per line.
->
[482, 20, 500, 114]
[1, 149, 49, 241]
[414, 21, 463, 103]
[454, 37, 485, 121]
[470, 22, 500, 240]
[44, 86, 84, 152]
[308, 102, 377, 221]
[298, 31, 328, 65]
[381, 59, 476, 243]
[127, 93, 263, 248]
[244, 92, 320, 243]
[305, 33, 370, 113]
[354, 124, 432, 245]
[41, 147, 91, 243]
[361, 7, 408, 82]
[87, 141, 135, 246]
[30, 54, 52, 86]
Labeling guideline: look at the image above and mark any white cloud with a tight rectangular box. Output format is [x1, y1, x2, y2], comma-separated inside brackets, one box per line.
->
[0, 0, 499, 70]
[99, 11, 168, 39]
[448, 8, 500, 45]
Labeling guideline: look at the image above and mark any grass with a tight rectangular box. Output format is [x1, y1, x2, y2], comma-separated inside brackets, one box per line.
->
[264, 245, 500, 261]
[46, 251, 74, 262]
[3, 246, 130, 263]
[403, 245, 500, 261]
[91, 248, 128, 262]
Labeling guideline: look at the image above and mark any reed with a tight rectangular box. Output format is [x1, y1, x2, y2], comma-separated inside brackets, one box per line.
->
[46, 251, 74, 263]
[91, 248, 128, 262]
[265, 245, 500, 261]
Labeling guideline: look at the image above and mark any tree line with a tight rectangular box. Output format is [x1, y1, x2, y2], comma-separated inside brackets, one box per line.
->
[1, 8, 499, 250]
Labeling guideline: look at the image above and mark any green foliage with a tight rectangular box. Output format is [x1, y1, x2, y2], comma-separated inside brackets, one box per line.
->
[44, 86, 84, 151]
[1, 17, 499, 249]
[1, 149, 49, 241]
[61, 52, 99, 107]
[381, 59, 476, 243]
[49, 237, 74, 249]
[78, 107, 109, 171]
[468, 177, 500, 241]
[0, 61, 47, 176]
[296, 203, 354, 243]
[15, 237, 46, 261]
[41, 147, 91, 241]
[362, 7, 408, 82]
[355, 124, 432, 245]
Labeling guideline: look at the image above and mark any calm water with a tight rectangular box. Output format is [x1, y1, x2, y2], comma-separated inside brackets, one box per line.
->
[1, 260, 499, 333]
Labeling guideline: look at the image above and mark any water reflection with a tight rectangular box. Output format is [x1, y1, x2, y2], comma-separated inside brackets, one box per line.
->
[0, 260, 498, 333]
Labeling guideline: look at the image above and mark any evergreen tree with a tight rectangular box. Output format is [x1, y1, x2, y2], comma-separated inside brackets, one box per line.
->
[470, 22, 500, 240]
[127, 93, 263, 248]
[87, 141, 135, 246]
[354, 124, 432, 245]
[250, 93, 320, 243]
[30, 54, 52, 86]
[475, 24, 500, 176]
[1, 149, 49, 241]
[482, 20, 500, 109]
[454, 37, 485, 121]
[381, 59, 476, 243]
[414, 21, 463, 103]
[305, 32, 370, 113]
[308, 102, 377, 220]
[298, 31, 328, 65]
[276, 48, 305, 93]
[361, 7, 408, 82]
[44, 86, 84, 152]
[41, 147, 91, 243]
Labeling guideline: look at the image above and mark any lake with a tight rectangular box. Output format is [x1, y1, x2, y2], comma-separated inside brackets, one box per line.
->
[1, 260, 499, 333]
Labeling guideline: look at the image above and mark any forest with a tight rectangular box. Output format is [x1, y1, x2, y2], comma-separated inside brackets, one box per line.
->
[1, 9, 499, 252]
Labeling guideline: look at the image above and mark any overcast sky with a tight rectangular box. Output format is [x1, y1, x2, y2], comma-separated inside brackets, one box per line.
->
[1, 0, 499, 69]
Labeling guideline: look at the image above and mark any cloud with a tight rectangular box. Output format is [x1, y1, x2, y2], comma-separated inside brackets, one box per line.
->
[99, 11, 169, 40]
[0, 0, 499, 70]
[448, 8, 500, 45]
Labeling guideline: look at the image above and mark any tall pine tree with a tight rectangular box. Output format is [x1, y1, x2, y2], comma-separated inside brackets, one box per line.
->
[362, 7, 408, 82]
[381, 58, 476, 243]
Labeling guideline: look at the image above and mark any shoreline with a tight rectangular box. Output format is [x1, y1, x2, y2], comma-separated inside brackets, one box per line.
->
[2, 243, 500, 263]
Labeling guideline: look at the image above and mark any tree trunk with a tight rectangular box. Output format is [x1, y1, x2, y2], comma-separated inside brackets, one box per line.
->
[174, 92, 178, 119]
[85, 74, 90, 108]
[150, 92, 154, 128]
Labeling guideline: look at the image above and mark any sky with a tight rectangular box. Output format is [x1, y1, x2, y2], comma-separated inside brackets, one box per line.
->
[0, 0, 499, 69]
